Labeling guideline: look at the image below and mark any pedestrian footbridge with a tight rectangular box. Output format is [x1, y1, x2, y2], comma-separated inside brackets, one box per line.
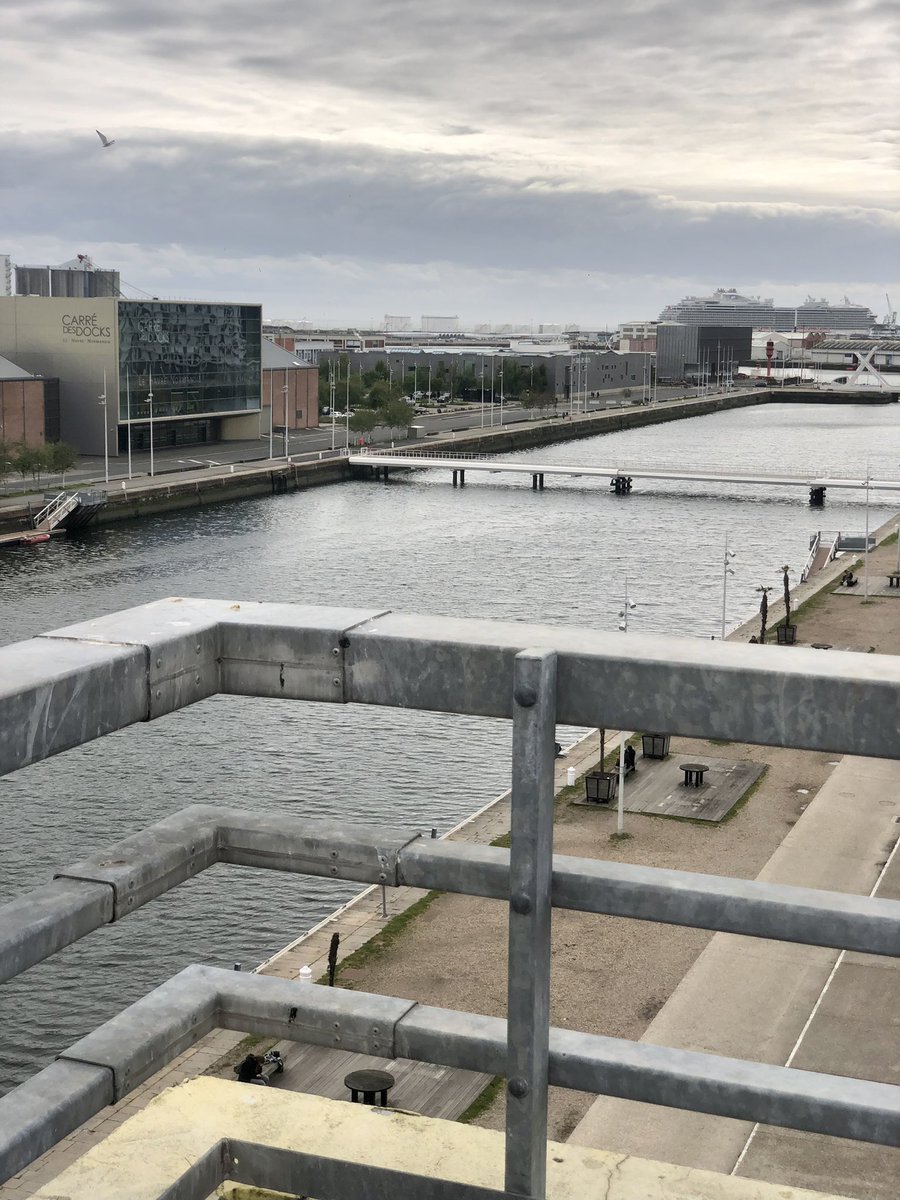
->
[350, 448, 900, 504]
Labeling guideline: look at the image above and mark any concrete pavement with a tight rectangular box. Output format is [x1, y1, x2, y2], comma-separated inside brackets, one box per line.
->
[567, 753, 900, 1199]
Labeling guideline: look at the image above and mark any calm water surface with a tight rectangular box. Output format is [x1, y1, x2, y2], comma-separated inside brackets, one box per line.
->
[1, 402, 898, 1089]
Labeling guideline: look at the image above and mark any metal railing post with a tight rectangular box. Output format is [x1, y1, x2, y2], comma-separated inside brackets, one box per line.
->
[505, 648, 557, 1198]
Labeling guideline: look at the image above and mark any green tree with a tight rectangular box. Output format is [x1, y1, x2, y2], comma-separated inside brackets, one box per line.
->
[366, 379, 396, 410]
[14, 443, 49, 485]
[781, 565, 792, 626]
[0, 442, 12, 489]
[346, 373, 365, 409]
[381, 398, 415, 433]
[756, 585, 773, 644]
[348, 408, 379, 439]
[46, 441, 79, 485]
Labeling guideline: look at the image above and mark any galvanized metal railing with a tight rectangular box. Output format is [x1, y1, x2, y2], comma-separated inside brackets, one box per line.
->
[0, 599, 899, 1198]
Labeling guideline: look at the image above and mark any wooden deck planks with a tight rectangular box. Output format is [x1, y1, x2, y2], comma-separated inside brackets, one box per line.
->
[271, 1040, 493, 1120]
[572, 755, 765, 823]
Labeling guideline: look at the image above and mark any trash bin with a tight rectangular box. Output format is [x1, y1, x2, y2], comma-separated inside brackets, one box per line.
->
[584, 771, 618, 803]
[641, 733, 671, 760]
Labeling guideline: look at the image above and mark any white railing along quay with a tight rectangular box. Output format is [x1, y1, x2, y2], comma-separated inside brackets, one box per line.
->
[349, 450, 900, 495]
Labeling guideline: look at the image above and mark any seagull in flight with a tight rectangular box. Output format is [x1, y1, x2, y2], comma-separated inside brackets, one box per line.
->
[96, 130, 115, 149]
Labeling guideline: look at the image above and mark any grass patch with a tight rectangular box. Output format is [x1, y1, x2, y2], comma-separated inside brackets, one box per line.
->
[458, 1075, 504, 1124]
[608, 830, 633, 842]
[708, 738, 733, 746]
[719, 764, 769, 825]
[334, 890, 443, 978]
[490, 832, 511, 848]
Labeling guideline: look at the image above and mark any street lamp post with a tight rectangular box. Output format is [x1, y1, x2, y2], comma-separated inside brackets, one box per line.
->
[125, 371, 133, 480]
[98, 369, 109, 484]
[330, 363, 337, 451]
[147, 368, 155, 478]
[615, 576, 638, 836]
[864, 457, 870, 601]
[721, 534, 737, 640]
[282, 383, 289, 459]
[480, 356, 485, 428]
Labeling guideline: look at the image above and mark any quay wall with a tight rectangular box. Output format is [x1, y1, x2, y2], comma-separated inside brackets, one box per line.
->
[0, 389, 769, 535]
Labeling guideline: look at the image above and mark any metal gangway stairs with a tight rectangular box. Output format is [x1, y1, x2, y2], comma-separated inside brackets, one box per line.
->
[33, 489, 107, 533]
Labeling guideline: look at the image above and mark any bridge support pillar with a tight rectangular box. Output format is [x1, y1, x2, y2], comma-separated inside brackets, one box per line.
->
[452, 470, 458, 487]
[610, 476, 633, 495]
[532, 474, 538, 490]
[538, 473, 545, 490]
[460, 469, 465, 486]
[382, 467, 390, 483]
[809, 486, 826, 506]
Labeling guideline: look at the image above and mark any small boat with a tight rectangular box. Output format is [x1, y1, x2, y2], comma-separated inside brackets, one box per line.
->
[20, 532, 51, 546]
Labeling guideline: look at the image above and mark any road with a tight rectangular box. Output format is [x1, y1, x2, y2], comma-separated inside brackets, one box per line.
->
[0, 386, 694, 502]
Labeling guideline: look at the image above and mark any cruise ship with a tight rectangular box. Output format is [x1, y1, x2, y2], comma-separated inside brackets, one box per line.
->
[659, 288, 876, 332]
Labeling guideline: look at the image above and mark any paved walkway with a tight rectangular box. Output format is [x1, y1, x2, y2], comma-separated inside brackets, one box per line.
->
[568, 752, 900, 1200]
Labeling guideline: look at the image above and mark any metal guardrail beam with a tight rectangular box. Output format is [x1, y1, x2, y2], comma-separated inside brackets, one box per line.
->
[2, 806, 899, 987]
[2, 601, 900, 1194]
[3, 965, 898, 1184]
[3, 600, 900, 782]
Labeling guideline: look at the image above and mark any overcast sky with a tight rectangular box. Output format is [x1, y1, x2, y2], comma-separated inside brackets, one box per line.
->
[2, 0, 899, 326]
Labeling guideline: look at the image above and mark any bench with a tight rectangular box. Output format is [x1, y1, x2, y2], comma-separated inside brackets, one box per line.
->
[888, 573, 900, 590]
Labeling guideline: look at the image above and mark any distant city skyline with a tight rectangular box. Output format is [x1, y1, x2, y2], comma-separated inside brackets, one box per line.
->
[2, 1, 898, 326]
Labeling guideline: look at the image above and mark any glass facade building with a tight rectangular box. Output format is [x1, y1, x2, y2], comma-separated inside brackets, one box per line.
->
[117, 302, 261, 445]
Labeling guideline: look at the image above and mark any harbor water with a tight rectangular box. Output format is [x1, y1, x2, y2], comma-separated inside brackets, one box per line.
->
[1, 401, 898, 1091]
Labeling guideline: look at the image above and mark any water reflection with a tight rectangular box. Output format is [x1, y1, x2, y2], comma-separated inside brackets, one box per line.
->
[0, 402, 897, 1088]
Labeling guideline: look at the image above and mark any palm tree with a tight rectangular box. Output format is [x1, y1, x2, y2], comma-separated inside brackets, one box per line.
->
[756, 585, 773, 643]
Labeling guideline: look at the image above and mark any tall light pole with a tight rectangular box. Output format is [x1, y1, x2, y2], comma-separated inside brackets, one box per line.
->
[864, 457, 870, 601]
[490, 356, 495, 426]
[282, 382, 289, 458]
[268, 372, 274, 460]
[499, 359, 505, 426]
[721, 534, 737, 640]
[615, 576, 638, 837]
[147, 367, 155, 478]
[480, 355, 485, 427]
[98, 369, 109, 484]
[330, 362, 336, 451]
[125, 370, 133, 480]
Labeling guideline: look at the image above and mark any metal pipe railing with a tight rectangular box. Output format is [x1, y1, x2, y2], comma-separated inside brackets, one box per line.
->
[2, 806, 898, 989]
[2, 602, 899, 1197]
[3, 964, 898, 1184]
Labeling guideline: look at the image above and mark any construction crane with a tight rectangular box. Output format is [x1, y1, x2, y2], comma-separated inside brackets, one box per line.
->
[884, 293, 896, 326]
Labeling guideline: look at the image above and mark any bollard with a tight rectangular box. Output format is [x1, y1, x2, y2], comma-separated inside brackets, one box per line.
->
[297, 965, 313, 984]
[430, 827, 438, 839]
[233, 962, 241, 972]
[230, 464, 234, 473]
[566, 767, 576, 787]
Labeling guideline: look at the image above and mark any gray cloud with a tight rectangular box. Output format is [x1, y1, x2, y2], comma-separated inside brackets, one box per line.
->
[1, 131, 895, 281]
[2, 0, 897, 321]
